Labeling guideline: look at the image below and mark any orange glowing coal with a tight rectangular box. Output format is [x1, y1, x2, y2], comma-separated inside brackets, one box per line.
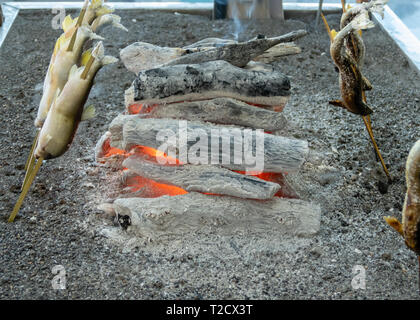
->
[102, 104, 297, 199]
[127, 103, 159, 115]
[100, 136, 187, 197]
[125, 175, 188, 197]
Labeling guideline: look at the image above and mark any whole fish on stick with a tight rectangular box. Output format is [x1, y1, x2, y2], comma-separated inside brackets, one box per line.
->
[9, 0, 124, 222]
[320, 0, 391, 182]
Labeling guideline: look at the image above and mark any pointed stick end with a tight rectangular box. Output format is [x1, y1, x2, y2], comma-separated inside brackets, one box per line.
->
[8, 156, 44, 223]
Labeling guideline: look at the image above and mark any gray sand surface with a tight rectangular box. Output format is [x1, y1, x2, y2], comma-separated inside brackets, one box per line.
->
[0, 10, 419, 299]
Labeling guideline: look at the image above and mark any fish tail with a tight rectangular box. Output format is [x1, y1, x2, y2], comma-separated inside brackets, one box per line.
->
[350, 10, 375, 31]
[92, 41, 119, 66]
[369, 0, 389, 19]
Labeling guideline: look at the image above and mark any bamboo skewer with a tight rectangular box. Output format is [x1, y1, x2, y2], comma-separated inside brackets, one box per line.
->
[348, 19, 392, 181]
[321, 10, 391, 182]
[81, 55, 95, 80]
[21, 131, 39, 191]
[66, 0, 88, 52]
[9, 157, 44, 222]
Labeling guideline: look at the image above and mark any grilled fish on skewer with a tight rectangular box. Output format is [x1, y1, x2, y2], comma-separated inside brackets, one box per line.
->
[329, 11, 375, 115]
[385, 140, 420, 291]
[35, 26, 104, 128]
[36, 42, 117, 160]
[9, 42, 117, 222]
[340, 0, 388, 91]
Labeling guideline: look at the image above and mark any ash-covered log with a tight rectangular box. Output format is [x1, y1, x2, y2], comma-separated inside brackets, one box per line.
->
[253, 42, 302, 64]
[120, 42, 190, 74]
[134, 98, 287, 131]
[107, 116, 308, 173]
[123, 154, 280, 200]
[127, 60, 291, 108]
[120, 31, 306, 74]
[183, 37, 237, 49]
[160, 30, 307, 68]
[112, 193, 321, 239]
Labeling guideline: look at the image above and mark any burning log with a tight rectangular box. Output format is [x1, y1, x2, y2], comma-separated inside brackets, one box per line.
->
[123, 155, 281, 200]
[132, 98, 287, 131]
[106, 116, 308, 173]
[127, 60, 291, 108]
[111, 193, 321, 239]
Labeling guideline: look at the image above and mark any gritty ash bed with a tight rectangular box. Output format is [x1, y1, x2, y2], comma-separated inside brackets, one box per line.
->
[0, 3, 419, 300]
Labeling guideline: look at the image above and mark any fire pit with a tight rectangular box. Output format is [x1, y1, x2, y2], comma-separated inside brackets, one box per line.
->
[95, 34, 321, 239]
[1, 2, 420, 300]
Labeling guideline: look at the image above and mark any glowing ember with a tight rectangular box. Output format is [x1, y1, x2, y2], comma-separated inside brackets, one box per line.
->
[101, 138, 129, 158]
[101, 115, 296, 199]
[125, 175, 188, 197]
[128, 103, 159, 115]
[131, 145, 182, 165]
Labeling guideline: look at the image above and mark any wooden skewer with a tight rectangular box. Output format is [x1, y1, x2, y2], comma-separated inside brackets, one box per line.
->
[362, 116, 391, 181]
[341, 0, 346, 13]
[23, 130, 39, 173]
[320, 13, 333, 42]
[22, 131, 40, 191]
[66, 27, 79, 52]
[315, 0, 324, 26]
[76, 0, 89, 27]
[66, 0, 88, 52]
[81, 55, 95, 80]
[8, 156, 44, 223]
[347, 22, 392, 181]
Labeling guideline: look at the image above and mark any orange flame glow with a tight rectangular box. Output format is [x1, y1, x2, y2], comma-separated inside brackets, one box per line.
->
[102, 104, 296, 198]
[125, 175, 188, 197]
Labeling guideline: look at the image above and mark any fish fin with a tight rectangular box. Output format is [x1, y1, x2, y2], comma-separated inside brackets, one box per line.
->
[96, 4, 115, 17]
[81, 48, 93, 66]
[91, 0, 104, 9]
[76, 0, 90, 27]
[92, 41, 105, 60]
[362, 75, 373, 91]
[88, 30, 105, 41]
[370, 0, 389, 19]
[82, 105, 96, 121]
[113, 22, 128, 32]
[102, 55, 119, 66]
[91, 14, 127, 32]
[52, 88, 61, 103]
[68, 64, 79, 78]
[331, 29, 338, 41]
[360, 101, 373, 116]
[53, 34, 66, 56]
[350, 10, 375, 31]
[92, 41, 118, 65]
[384, 216, 404, 236]
[62, 14, 74, 32]
[44, 134, 53, 147]
[329, 100, 346, 109]
[107, 14, 128, 32]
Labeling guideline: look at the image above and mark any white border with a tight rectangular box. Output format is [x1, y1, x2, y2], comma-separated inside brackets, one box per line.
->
[1, 2, 419, 74]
